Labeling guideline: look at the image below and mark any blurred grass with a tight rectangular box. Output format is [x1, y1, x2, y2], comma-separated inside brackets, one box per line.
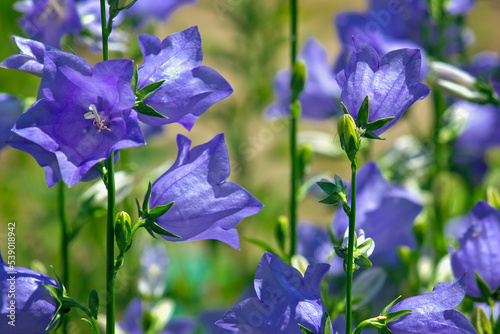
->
[0, 0, 500, 332]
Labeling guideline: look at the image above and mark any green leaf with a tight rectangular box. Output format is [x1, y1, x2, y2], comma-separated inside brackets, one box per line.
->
[88, 290, 99, 319]
[365, 116, 394, 132]
[137, 80, 166, 101]
[319, 196, 340, 205]
[357, 95, 370, 127]
[385, 309, 412, 323]
[380, 296, 402, 315]
[363, 130, 384, 140]
[134, 102, 168, 119]
[149, 223, 181, 238]
[317, 180, 336, 195]
[323, 314, 332, 334]
[299, 324, 316, 334]
[147, 202, 174, 221]
[471, 307, 492, 334]
[475, 272, 493, 302]
[355, 254, 373, 268]
[275, 216, 288, 254]
[142, 182, 152, 212]
[131, 64, 139, 93]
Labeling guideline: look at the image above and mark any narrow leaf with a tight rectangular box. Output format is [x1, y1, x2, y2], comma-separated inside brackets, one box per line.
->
[475, 272, 493, 302]
[137, 80, 165, 101]
[147, 202, 175, 220]
[363, 130, 384, 140]
[385, 309, 412, 323]
[299, 324, 316, 334]
[365, 116, 394, 132]
[357, 95, 370, 127]
[323, 314, 332, 334]
[149, 223, 181, 238]
[142, 182, 152, 213]
[131, 64, 139, 93]
[381, 296, 402, 315]
[89, 290, 99, 319]
[341, 102, 349, 115]
[134, 102, 168, 119]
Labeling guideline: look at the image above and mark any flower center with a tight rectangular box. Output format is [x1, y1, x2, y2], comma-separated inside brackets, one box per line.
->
[37, 0, 66, 24]
[84, 104, 111, 132]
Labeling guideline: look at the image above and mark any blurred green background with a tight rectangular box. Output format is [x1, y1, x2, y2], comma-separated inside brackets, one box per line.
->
[1, 0, 500, 332]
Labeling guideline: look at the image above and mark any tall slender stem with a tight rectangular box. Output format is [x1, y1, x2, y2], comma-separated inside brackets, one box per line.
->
[289, 0, 299, 261]
[57, 181, 69, 334]
[100, 1, 114, 333]
[345, 161, 357, 334]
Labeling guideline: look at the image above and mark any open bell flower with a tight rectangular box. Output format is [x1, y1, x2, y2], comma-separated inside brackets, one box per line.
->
[336, 38, 430, 135]
[136, 26, 233, 130]
[387, 274, 477, 333]
[9, 51, 145, 187]
[0, 253, 60, 334]
[148, 133, 262, 249]
[216, 252, 332, 333]
[450, 201, 500, 297]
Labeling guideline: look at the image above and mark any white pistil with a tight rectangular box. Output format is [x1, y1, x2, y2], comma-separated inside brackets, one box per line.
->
[85, 104, 111, 132]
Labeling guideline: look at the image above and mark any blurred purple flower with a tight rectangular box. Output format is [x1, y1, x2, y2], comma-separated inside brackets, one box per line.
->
[138, 243, 169, 299]
[297, 222, 333, 266]
[446, 0, 476, 15]
[137, 26, 233, 130]
[452, 101, 500, 184]
[450, 201, 500, 298]
[124, 0, 196, 27]
[332, 162, 422, 265]
[216, 252, 331, 333]
[0, 94, 23, 151]
[149, 133, 262, 249]
[10, 51, 145, 187]
[336, 38, 430, 135]
[14, 0, 82, 48]
[118, 298, 195, 334]
[0, 252, 60, 334]
[388, 274, 477, 333]
[265, 38, 341, 120]
[0, 36, 58, 76]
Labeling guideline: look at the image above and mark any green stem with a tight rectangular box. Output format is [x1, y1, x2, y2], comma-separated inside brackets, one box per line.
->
[66, 299, 101, 334]
[345, 161, 357, 334]
[288, 0, 298, 261]
[57, 182, 69, 334]
[100, 1, 114, 332]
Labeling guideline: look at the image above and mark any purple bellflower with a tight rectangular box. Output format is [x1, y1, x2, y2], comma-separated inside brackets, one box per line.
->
[336, 38, 430, 135]
[149, 133, 262, 249]
[265, 38, 341, 120]
[216, 252, 331, 334]
[10, 51, 145, 187]
[118, 298, 195, 334]
[452, 101, 500, 185]
[137, 26, 233, 130]
[387, 274, 477, 333]
[450, 201, 500, 298]
[446, 0, 476, 15]
[0, 252, 60, 334]
[0, 94, 23, 151]
[124, 0, 196, 28]
[14, 0, 82, 48]
[332, 162, 422, 266]
[138, 243, 169, 299]
[0, 36, 58, 76]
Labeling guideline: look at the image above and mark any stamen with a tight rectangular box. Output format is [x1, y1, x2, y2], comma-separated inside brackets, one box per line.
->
[85, 104, 111, 132]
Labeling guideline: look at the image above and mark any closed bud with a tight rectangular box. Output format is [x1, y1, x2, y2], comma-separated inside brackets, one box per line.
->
[290, 60, 306, 102]
[108, 0, 138, 11]
[337, 114, 360, 162]
[486, 186, 500, 210]
[115, 211, 132, 253]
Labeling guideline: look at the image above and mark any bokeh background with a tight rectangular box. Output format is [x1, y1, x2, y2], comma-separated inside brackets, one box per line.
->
[1, 0, 500, 332]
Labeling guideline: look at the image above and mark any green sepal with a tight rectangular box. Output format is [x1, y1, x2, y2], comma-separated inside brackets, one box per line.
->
[365, 117, 394, 132]
[323, 313, 332, 334]
[42, 283, 63, 331]
[299, 324, 316, 334]
[341, 102, 349, 115]
[319, 196, 340, 205]
[384, 309, 412, 323]
[471, 307, 492, 334]
[134, 101, 168, 119]
[355, 254, 373, 268]
[135, 198, 143, 216]
[475, 272, 493, 302]
[131, 64, 139, 93]
[275, 216, 288, 255]
[144, 226, 157, 239]
[149, 222, 181, 238]
[381, 296, 402, 315]
[363, 130, 384, 140]
[356, 238, 374, 255]
[334, 244, 346, 259]
[88, 290, 99, 320]
[357, 95, 370, 127]
[245, 237, 281, 257]
[137, 80, 166, 101]
[142, 182, 152, 212]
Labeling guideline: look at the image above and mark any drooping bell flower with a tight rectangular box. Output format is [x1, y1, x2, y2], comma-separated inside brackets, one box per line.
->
[216, 252, 332, 333]
[14, 0, 82, 48]
[387, 274, 477, 333]
[138, 243, 169, 299]
[450, 201, 500, 298]
[10, 51, 145, 187]
[0, 252, 60, 334]
[136, 26, 233, 130]
[265, 38, 341, 120]
[336, 38, 430, 135]
[148, 133, 262, 249]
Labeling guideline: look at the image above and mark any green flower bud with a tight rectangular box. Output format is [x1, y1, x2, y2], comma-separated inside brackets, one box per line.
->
[275, 215, 288, 253]
[115, 211, 132, 253]
[290, 60, 306, 102]
[337, 114, 360, 162]
[108, 0, 138, 11]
